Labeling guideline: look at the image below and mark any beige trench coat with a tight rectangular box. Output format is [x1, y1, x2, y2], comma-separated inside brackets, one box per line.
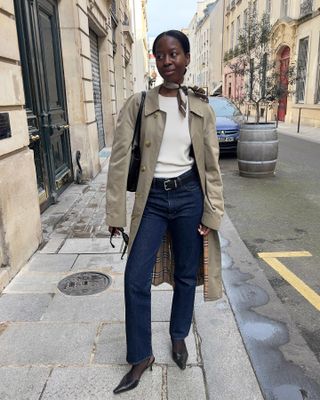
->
[106, 85, 224, 301]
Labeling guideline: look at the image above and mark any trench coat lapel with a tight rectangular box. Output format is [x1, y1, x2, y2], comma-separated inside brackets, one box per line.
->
[188, 93, 204, 142]
[144, 85, 161, 116]
[141, 86, 167, 194]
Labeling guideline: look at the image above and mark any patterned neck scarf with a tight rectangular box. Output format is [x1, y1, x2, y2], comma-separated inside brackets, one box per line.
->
[162, 81, 188, 117]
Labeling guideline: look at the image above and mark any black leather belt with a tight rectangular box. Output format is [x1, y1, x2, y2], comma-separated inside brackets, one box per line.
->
[152, 170, 196, 191]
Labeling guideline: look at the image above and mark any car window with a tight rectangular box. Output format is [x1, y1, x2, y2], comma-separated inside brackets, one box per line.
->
[208, 98, 241, 117]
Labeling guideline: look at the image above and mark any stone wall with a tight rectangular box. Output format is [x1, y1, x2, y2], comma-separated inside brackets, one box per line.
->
[0, 0, 42, 290]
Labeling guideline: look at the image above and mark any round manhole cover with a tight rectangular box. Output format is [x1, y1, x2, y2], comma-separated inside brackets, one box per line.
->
[58, 272, 111, 296]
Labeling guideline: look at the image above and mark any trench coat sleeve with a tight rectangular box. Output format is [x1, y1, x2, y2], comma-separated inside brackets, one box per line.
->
[201, 105, 224, 231]
[106, 94, 140, 228]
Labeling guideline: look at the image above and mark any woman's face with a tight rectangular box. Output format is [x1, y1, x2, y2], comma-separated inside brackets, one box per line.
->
[154, 35, 190, 85]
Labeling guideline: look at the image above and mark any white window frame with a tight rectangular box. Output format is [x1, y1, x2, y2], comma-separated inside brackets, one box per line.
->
[296, 36, 309, 104]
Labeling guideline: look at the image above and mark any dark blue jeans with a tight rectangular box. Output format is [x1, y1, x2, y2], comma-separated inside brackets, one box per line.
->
[124, 168, 204, 364]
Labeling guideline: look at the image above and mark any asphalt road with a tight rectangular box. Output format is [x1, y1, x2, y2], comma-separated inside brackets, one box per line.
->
[219, 133, 320, 363]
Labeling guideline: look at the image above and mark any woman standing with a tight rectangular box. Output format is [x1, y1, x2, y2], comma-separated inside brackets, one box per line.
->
[106, 30, 224, 394]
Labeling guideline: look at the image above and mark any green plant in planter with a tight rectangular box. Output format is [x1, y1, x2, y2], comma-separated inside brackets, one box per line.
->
[227, 1, 296, 123]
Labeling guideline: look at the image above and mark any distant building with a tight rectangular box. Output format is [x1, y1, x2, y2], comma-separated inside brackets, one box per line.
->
[184, 0, 224, 95]
[130, 0, 149, 92]
[223, 0, 320, 127]
[148, 37, 163, 89]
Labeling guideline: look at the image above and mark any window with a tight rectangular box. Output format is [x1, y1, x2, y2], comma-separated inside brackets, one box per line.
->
[235, 16, 241, 47]
[253, 0, 257, 14]
[111, 0, 117, 17]
[315, 35, 320, 103]
[281, 0, 288, 17]
[243, 9, 248, 28]
[266, 0, 271, 14]
[231, 21, 234, 50]
[300, 0, 313, 17]
[296, 37, 309, 103]
[226, 26, 230, 49]
[112, 19, 117, 55]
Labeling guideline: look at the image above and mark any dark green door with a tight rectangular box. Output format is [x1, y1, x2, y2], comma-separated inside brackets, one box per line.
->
[14, 0, 72, 211]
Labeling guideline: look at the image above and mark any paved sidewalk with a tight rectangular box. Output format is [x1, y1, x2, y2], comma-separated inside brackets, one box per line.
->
[276, 120, 320, 144]
[245, 116, 320, 143]
[0, 163, 263, 400]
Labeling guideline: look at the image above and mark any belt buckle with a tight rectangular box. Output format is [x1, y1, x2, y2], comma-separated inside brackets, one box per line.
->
[164, 179, 177, 191]
[164, 179, 172, 191]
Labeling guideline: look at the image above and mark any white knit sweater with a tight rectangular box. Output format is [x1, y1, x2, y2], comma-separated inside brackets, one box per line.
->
[154, 95, 194, 178]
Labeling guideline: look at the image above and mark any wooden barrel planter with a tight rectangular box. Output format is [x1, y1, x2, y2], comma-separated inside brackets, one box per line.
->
[237, 122, 278, 178]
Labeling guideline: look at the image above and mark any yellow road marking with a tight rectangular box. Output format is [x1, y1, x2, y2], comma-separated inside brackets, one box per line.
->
[258, 251, 312, 258]
[258, 251, 320, 312]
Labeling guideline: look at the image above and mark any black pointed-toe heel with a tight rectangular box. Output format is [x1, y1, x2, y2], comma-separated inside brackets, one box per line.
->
[172, 339, 188, 370]
[113, 355, 155, 395]
[172, 350, 188, 370]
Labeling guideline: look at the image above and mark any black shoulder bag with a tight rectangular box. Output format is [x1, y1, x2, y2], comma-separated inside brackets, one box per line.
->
[127, 91, 146, 192]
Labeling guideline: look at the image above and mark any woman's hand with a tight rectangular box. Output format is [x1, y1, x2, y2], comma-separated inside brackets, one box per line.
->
[198, 224, 211, 235]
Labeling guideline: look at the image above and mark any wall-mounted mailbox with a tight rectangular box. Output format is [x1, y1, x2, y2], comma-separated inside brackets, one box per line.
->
[0, 113, 11, 140]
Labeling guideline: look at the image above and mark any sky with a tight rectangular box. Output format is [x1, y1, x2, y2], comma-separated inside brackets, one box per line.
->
[147, 0, 197, 38]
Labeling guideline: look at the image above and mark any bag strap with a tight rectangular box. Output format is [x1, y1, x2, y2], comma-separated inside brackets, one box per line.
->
[132, 91, 146, 149]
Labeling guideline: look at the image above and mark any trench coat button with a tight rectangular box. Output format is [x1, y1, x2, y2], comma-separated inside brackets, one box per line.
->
[153, 113, 158, 118]
[141, 166, 146, 172]
[145, 140, 151, 147]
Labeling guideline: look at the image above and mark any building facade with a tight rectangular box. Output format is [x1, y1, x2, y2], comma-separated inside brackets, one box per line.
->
[0, 0, 146, 290]
[185, 0, 224, 94]
[130, 0, 149, 92]
[147, 37, 164, 89]
[223, 0, 320, 126]
[208, 0, 225, 94]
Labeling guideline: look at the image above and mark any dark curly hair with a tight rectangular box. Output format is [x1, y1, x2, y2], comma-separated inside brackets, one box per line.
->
[152, 30, 190, 56]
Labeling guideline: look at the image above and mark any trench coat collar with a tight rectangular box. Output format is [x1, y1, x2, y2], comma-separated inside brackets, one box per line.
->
[144, 85, 204, 118]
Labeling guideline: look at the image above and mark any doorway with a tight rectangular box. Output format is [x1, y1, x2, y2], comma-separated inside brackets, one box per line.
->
[14, 0, 73, 211]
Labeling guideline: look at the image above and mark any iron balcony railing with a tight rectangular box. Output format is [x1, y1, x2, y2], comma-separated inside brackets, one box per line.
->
[300, 0, 313, 17]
